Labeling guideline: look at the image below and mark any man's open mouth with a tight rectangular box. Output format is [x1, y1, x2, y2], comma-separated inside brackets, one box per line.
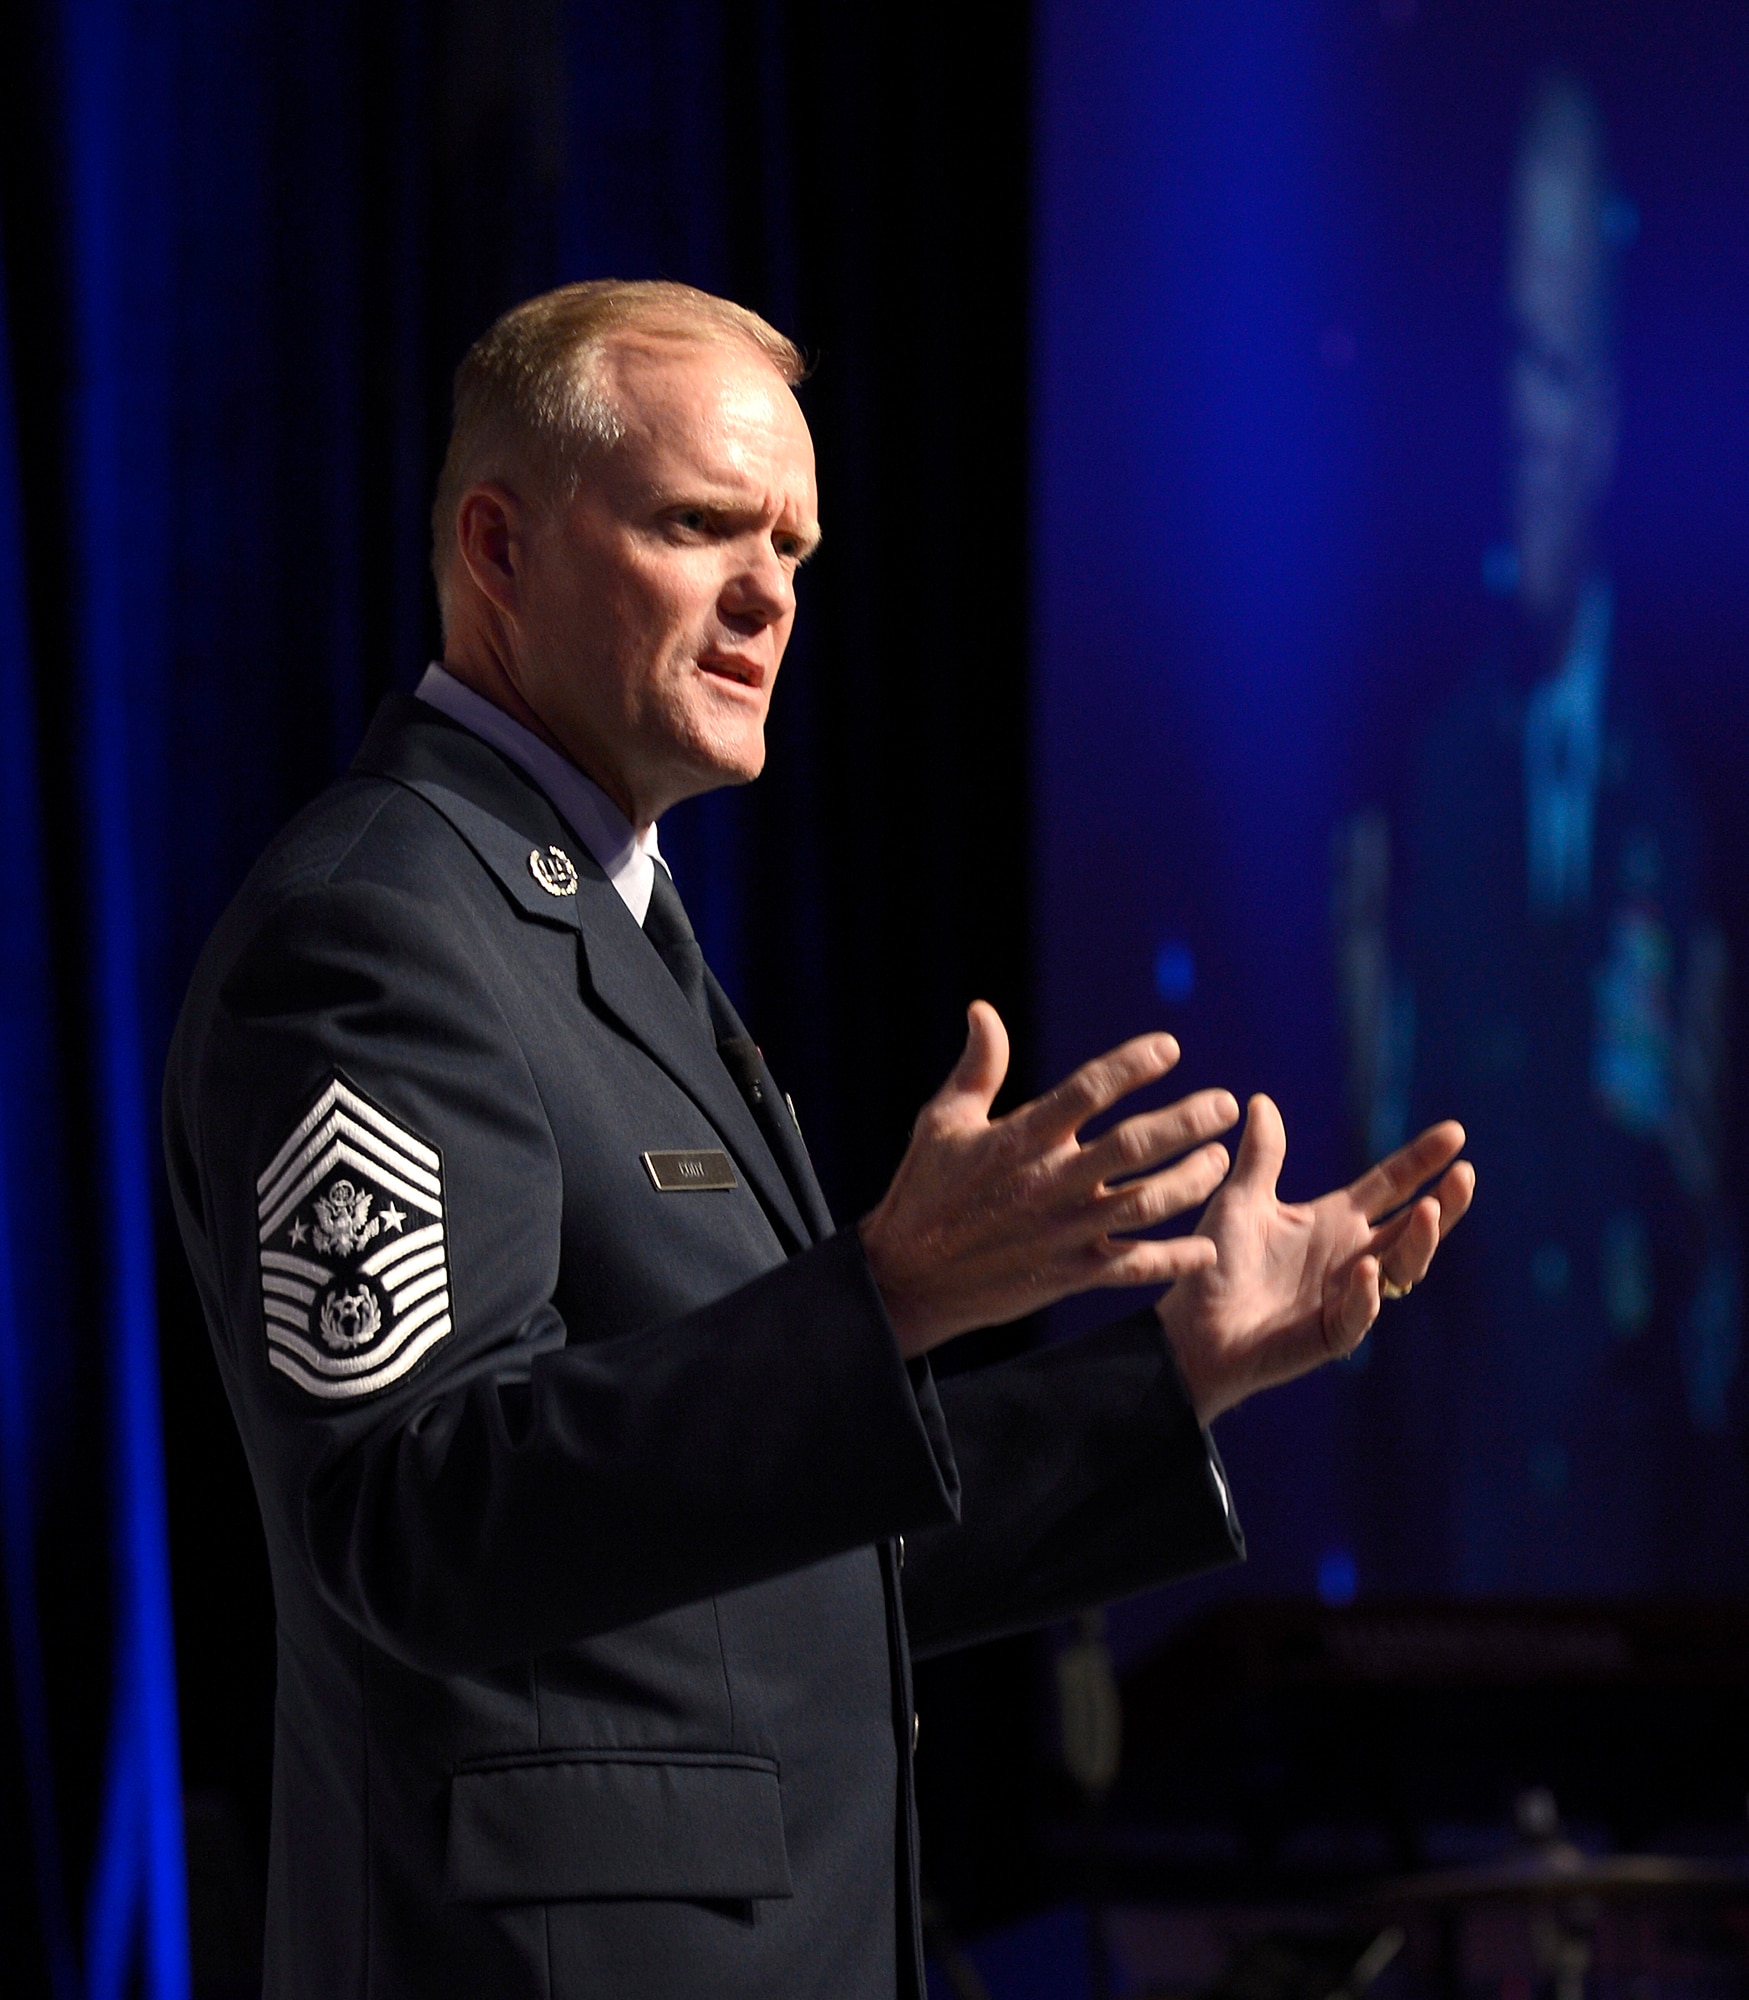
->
[699, 654, 762, 689]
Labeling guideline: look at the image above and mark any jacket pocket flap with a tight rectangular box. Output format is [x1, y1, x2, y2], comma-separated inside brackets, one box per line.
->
[445, 1752, 792, 1904]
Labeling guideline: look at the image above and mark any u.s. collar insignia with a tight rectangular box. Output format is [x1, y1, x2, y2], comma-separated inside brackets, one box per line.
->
[255, 1075, 452, 1401]
[529, 844, 579, 896]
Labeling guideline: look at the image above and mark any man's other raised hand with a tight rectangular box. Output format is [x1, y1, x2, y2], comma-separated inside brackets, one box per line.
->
[1156, 1096, 1474, 1423]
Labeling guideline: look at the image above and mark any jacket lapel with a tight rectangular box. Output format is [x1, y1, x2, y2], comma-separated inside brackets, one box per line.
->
[362, 717, 813, 1255]
[567, 870, 812, 1253]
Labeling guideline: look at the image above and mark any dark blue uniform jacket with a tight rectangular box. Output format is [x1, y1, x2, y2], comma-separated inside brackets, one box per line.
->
[162, 696, 1242, 1998]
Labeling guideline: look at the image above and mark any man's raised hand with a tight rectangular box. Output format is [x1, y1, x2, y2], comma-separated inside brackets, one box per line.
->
[860, 1001, 1239, 1359]
[1156, 1095, 1475, 1423]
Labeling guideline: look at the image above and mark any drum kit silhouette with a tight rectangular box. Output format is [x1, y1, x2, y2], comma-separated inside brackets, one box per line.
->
[925, 1608, 1749, 2000]
[1361, 1786, 1749, 2000]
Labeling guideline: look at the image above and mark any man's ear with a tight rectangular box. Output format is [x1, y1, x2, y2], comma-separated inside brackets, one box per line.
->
[453, 481, 529, 616]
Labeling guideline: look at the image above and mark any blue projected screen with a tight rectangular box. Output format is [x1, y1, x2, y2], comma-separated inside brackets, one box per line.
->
[1034, 2, 1749, 1633]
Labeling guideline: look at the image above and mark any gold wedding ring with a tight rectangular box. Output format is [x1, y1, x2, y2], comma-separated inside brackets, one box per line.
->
[1380, 1274, 1413, 1301]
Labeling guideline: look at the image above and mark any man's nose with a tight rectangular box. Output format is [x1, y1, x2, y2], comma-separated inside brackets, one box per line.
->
[720, 543, 794, 629]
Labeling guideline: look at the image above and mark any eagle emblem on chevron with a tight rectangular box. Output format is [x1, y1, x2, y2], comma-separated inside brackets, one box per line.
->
[254, 1076, 453, 1401]
[310, 1178, 385, 1257]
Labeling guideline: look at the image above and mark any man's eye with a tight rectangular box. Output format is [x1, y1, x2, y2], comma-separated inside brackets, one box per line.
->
[670, 509, 709, 533]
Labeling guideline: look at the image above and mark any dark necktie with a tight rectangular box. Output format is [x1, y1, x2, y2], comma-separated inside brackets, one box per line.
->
[646, 864, 832, 1239]
[642, 865, 714, 1036]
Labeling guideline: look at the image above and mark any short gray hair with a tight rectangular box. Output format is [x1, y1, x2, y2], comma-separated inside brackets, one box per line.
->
[430, 279, 806, 614]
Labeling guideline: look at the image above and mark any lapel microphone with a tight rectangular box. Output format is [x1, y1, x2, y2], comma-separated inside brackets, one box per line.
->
[716, 1034, 766, 1107]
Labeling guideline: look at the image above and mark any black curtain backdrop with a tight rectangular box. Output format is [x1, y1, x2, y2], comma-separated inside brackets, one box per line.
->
[0, 4, 1042, 1990]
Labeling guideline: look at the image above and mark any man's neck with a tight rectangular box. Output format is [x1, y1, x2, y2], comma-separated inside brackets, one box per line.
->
[438, 639, 648, 835]
[440, 644, 567, 762]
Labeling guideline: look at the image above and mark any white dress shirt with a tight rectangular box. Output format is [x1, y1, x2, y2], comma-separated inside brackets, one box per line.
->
[415, 662, 664, 925]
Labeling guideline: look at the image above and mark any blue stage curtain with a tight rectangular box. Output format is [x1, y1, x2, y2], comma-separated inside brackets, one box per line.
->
[0, 0, 194, 1990]
[0, 2, 1033, 1984]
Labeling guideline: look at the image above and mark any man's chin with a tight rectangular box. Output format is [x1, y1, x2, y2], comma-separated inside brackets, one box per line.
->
[663, 732, 767, 808]
[718, 742, 767, 788]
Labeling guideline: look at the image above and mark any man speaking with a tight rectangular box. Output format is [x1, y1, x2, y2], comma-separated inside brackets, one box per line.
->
[163, 280, 1472, 1999]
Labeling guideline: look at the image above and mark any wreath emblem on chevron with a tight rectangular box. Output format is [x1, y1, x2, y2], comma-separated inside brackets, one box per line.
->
[318, 1284, 383, 1351]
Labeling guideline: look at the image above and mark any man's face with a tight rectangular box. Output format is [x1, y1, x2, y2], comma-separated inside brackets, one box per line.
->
[511, 335, 820, 826]
[1507, 313, 1615, 623]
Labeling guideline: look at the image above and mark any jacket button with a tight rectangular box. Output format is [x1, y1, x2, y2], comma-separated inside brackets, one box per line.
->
[911, 1711, 920, 1754]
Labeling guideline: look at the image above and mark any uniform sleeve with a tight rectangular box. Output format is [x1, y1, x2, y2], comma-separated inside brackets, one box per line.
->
[166, 875, 959, 1675]
[898, 1309, 1242, 1659]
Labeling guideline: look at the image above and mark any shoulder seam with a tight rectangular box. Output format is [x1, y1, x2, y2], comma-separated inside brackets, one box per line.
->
[317, 780, 426, 884]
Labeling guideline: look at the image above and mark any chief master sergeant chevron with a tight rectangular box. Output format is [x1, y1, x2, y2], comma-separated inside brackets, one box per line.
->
[163, 279, 1474, 1999]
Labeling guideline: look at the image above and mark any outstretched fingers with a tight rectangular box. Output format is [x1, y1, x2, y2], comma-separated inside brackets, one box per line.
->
[926, 1000, 1012, 1126]
[1375, 1159, 1476, 1286]
[1368, 1194, 1441, 1291]
[1229, 1093, 1288, 1197]
[1328, 1252, 1383, 1355]
[1018, 1032, 1185, 1146]
[1088, 1139, 1232, 1237]
[1087, 1229, 1219, 1291]
[1431, 1158, 1477, 1236]
[1073, 1088, 1240, 1195]
[1349, 1119, 1467, 1226]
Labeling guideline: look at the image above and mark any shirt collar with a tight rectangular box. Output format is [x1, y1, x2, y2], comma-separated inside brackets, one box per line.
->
[414, 662, 664, 925]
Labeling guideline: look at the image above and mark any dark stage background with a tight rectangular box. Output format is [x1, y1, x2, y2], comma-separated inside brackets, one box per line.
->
[3, 2, 1748, 1997]
[1037, 0, 1749, 1645]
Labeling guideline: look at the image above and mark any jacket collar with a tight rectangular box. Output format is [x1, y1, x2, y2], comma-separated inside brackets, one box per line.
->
[353, 697, 813, 1253]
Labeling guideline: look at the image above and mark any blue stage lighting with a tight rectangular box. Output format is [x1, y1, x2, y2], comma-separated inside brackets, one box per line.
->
[1316, 1547, 1358, 1606]
[1153, 941, 1197, 1004]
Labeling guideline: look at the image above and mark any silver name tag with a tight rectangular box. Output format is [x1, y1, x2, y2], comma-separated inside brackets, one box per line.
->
[641, 1149, 738, 1192]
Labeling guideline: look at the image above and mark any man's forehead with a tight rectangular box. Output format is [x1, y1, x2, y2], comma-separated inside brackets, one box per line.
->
[601, 332, 804, 430]
[598, 333, 816, 510]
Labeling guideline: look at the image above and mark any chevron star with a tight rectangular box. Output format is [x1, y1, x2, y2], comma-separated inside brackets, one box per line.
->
[288, 1215, 308, 1247]
[378, 1202, 407, 1234]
